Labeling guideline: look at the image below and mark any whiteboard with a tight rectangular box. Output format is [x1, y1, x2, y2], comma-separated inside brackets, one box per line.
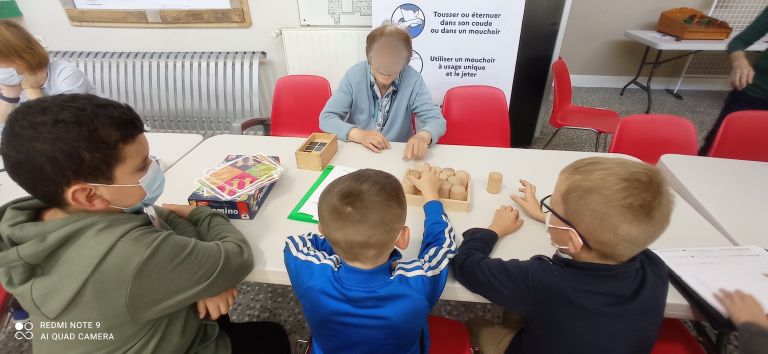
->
[72, 0, 232, 10]
[298, 0, 373, 26]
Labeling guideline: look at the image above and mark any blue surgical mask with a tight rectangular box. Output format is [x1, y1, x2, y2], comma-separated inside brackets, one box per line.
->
[90, 158, 165, 213]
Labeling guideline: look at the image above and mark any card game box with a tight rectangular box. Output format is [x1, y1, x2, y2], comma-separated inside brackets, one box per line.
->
[188, 155, 283, 220]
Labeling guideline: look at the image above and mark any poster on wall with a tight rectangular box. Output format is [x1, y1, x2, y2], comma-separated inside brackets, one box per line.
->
[0, 0, 22, 19]
[372, 0, 525, 104]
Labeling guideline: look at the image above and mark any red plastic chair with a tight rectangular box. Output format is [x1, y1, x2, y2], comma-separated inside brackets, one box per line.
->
[0, 285, 11, 328]
[545, 58, 621, 151]
[651, 319, 706, 354]
[609, 114, 698, 164]
[439, 85, 511, 148]
[428, 316, 473, 354]
[708, 110, 768, 162]
[240, 75, 331, 137]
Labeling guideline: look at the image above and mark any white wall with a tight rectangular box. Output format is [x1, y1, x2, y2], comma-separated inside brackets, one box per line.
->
[16, 0, 302, 116]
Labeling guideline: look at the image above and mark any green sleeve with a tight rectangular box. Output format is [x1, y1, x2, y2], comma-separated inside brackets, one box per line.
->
[152, 206, 199, 238]
[125, 207, 254, 322]
[728, 7, 768, 53]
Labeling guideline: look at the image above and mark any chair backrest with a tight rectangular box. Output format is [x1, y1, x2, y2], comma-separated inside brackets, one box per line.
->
[428, 316, 472, 354]
[609, 114, 699, 164]
[551, 57, 573, 125]
[50, 51, 263, 135]
[270, 75, 332, 138]
[439, 85, 510, 147]
[651, 319, 706, 354]
[708, 110, 768, 162]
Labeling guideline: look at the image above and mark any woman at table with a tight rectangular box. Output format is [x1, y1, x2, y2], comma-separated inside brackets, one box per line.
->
[699, 6, 768, 155]
[0, 20, 96, 140]
[319, 23, 446, 160]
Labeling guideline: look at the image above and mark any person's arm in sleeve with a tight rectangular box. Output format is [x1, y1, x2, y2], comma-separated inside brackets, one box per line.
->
[283, 233, 338, 291]
[451, 228, 534, 314]
[728, 7, 768, 52]
[319, 72, 357, 141]
[738, 323, 768, 354]
[410, 75, 446, 146]
[47, 63, 96, 95]
[392, 200, 457, 306]
[126, 206, 254, 322]
[153, 205, 199, 238]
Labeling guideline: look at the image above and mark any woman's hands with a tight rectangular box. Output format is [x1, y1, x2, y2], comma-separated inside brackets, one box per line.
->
[730, 51, 755, 91]
[348, 128, 391, 153]
[403, 131, 431, 160]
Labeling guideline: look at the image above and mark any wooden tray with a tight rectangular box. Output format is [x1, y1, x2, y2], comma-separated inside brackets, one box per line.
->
[295, 133, 338, 171]
[402, 171, 472, 212]
[657, 8, 732, 40]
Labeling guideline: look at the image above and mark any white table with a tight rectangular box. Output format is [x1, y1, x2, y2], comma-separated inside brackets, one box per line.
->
[0, 132, 204, 205]
[659, 154, 768, 248]
[158, 135, 732, 319]
[622, 30, 768, 113]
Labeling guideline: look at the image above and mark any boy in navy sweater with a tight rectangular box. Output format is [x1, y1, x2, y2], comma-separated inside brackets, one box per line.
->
[452, 157, 674, 354]
[283, 168, 456, 354]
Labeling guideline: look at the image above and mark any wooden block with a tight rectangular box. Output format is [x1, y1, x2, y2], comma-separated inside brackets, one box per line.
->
[403, 175, 418, 195]
[455, 170, 470, 186]
[448, 176, 463, 187]
[407, 169, 421, 179]
[439, 171, 451, 181]
[442, 168, 455, 176]
[439, 181, 452, 199]
[296, 133, 338, 171]
[450, 185, 467, 201]
[487, 172, 503, 194]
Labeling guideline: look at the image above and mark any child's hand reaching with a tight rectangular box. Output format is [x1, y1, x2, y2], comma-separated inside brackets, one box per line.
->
[715, 289, 768, 328]
[408, 166, 440, 202]
[488, 205, 524, 237]
[197, 287, 239, 320]
[509, 179, 546, 223]
[162, 204, 197, 219]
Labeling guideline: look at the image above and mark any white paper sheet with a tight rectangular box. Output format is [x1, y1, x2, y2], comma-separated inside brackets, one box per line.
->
[654, 246, 768, 316]
[298, 165, 359, 221]
[73, 0, 231, 10]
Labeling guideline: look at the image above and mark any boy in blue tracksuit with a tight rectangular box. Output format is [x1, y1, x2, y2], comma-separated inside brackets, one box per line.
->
[284, 168, 456, 354]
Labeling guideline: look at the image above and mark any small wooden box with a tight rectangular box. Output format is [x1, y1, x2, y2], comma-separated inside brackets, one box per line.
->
[657, 8, 732, 40]
[402, 171, 472, 212]
[295, 133, 338, 171]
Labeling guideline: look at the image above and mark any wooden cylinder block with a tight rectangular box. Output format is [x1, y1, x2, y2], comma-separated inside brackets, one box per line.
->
[487, 172, 503, 194]
[450, 185, 467, 201]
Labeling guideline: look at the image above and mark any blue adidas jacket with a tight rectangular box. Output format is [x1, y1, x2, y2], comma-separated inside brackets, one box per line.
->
[284, 200, 457, 354]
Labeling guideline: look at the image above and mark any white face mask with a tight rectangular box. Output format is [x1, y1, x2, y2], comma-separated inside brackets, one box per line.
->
[0, 67, 22, 86]
[88, 157, 165, 213]
[545, 213, 581, 255]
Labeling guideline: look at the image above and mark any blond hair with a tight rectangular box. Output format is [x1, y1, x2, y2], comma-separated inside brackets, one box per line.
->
[0, 20, 49, 73]
[558, 157, 674, 263]
[318, 169, 407, 264]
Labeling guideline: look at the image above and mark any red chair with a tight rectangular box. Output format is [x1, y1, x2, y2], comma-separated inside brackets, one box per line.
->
[651, 319, 706, 354]
[439, 85, 511, 148]
[609, 114, 698, 164]
[708, 110, 768, 162]
[240, 75, 331, 137]
[545, 58, 621, 151]
[428, 316, 473, 354]
[0, 285, 11, 328]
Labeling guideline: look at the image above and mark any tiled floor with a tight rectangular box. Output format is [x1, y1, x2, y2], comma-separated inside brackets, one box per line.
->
[0, 87, 739, 354]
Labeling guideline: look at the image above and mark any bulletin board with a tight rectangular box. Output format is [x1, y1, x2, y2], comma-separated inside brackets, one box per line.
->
[58, 0, 251, 28]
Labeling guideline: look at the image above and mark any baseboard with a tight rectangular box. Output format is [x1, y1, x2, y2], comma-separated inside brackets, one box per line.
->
[570, 75, 731, 91]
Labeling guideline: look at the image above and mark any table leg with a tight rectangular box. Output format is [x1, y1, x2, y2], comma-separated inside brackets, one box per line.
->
[621, 46, 650, 96]
[644, 50, 663, 113]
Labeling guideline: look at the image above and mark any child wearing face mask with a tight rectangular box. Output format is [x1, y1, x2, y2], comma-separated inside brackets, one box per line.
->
[451, 157, 675, 354]
[0, 94, 290, 354]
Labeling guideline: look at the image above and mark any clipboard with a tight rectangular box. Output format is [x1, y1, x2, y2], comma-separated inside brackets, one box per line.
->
[287, 165, 336, 224]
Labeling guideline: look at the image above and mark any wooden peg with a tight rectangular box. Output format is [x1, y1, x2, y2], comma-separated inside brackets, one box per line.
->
[450, 185, 467, 201]
[439, 181, 452, 199]
[487, 172, 503, 194]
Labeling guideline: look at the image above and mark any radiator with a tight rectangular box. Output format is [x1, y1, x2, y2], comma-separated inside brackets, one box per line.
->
[49, 51, 265, 135]
[281, 28, 370, 91]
